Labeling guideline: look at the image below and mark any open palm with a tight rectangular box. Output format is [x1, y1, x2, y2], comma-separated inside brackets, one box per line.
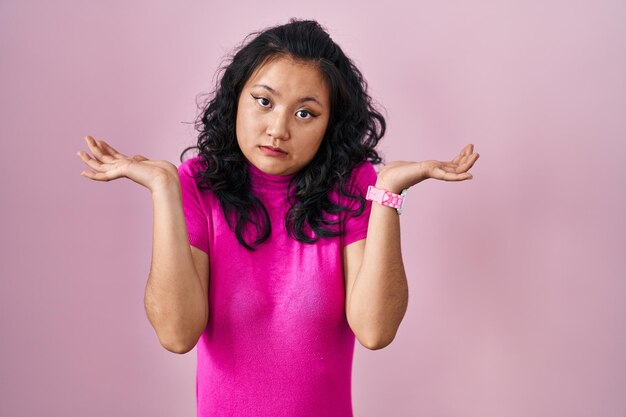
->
[378, 144, 480, 192]
[76, 135, 179, 192]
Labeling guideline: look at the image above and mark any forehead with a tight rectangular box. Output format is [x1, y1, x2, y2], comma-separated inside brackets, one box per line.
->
[244, 56, 329, 102]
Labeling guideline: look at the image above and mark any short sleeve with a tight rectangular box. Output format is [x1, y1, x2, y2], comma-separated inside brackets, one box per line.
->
[340, 162, 379, 250]
[178, 158, 210, 254]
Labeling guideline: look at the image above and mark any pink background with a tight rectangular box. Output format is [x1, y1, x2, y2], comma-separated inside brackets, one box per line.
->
[2, 1, 625, 416]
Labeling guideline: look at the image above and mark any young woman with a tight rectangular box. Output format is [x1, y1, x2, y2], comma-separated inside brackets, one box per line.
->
[76, 18, 479, 417]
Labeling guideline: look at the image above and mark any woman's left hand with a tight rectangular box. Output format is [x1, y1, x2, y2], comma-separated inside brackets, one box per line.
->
[377, 144, 480, 193]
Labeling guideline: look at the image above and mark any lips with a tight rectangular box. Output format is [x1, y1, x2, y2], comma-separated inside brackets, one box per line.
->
[264, 146, 286, 153]
[260, 146, 287, 155]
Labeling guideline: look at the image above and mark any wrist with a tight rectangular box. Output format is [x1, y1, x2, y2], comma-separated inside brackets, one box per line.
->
[151, 174, 181, 198]
[366, 184, 409, 214]
[374, 178, 404, 194]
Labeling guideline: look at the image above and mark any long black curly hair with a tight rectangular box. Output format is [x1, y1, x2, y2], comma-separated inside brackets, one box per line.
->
[180, 18, 386, 251]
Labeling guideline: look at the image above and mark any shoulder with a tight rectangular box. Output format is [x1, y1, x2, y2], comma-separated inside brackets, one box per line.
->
[331, 161, 379, 207]
[178, 155, 206, 178]
[347, 161, 379, 189]
[178, 156, 215, 200]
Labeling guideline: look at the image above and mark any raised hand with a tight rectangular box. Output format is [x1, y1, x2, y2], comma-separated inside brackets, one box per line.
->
[377, 144, 480, 192]
[76, 135, 179, 192]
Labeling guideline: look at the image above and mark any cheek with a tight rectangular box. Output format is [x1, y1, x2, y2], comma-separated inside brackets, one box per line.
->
[304, 129, 327, 155]
[236, 108, 259, 143]
[311, 120, 329, 146]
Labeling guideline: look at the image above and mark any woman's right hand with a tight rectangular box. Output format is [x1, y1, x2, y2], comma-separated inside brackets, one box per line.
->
[76, 135, 179, 193]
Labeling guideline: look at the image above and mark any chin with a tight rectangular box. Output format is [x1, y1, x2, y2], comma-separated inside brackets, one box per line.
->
[265, 166, 293, 176]
[249, 159, 285, 176]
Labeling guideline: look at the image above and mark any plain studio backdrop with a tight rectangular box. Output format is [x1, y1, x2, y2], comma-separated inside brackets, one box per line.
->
[1, 1, 625, 416]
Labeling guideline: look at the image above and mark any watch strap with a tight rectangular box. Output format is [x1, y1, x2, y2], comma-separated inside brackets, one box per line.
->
[366, 185, 408, 214]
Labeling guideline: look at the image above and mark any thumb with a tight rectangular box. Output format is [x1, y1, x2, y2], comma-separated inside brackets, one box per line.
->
[132, 155, 149, 162]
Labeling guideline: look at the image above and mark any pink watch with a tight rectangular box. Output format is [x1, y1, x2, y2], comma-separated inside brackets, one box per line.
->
[366, 185, 408, 214]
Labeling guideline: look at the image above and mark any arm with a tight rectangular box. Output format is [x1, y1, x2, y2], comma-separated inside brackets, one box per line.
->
[344, 189, 408, 351]
[144, 176, 209, 354]
[345, 144, 480, 350]
[76, 136, 209, 354]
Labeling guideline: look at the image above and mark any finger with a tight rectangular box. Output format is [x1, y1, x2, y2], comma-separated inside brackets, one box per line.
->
[452, 151, 480, 173]
[463, 152, 480, 171]
[94, 139, 117, 163]
[87, 137, 120, 163]
[100, 140, 129, 159]
[84, 136, 111, 163]
[433, 167, 473, 181]
[79, 169, 114, 182]
[76, 150, 106, 172]
[440, 161, 467, 174]
[451, 153, 463, 165]
[453, 152, 479, 173]
[451, 145, 468, 165]
[452, 144, 473, 165]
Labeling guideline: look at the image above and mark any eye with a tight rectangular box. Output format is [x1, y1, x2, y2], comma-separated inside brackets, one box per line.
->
[252, 95, 271, 108]
[256, 97, 271, 107]
[296, 109, 315, 119]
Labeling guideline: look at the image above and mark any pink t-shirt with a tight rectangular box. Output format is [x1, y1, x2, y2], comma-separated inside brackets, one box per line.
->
[177, 156, 377, 417]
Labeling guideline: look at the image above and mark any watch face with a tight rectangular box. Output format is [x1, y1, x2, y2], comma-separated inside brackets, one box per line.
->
[397, 189, 408, 214]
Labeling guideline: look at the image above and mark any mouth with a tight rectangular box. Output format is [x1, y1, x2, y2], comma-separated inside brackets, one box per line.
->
[259, 145, 288, 156]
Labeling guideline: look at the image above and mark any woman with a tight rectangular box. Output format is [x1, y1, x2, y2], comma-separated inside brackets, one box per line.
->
[76, 18, 479, 417]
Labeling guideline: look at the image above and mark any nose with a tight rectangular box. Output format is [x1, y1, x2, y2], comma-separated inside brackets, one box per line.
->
[266, 109, 290, 142]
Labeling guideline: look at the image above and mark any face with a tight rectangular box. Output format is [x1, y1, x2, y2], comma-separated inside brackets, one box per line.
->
[235, 55, 330, 176]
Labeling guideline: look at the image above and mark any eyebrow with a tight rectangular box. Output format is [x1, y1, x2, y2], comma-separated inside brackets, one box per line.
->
[252, 84, 324, 108]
